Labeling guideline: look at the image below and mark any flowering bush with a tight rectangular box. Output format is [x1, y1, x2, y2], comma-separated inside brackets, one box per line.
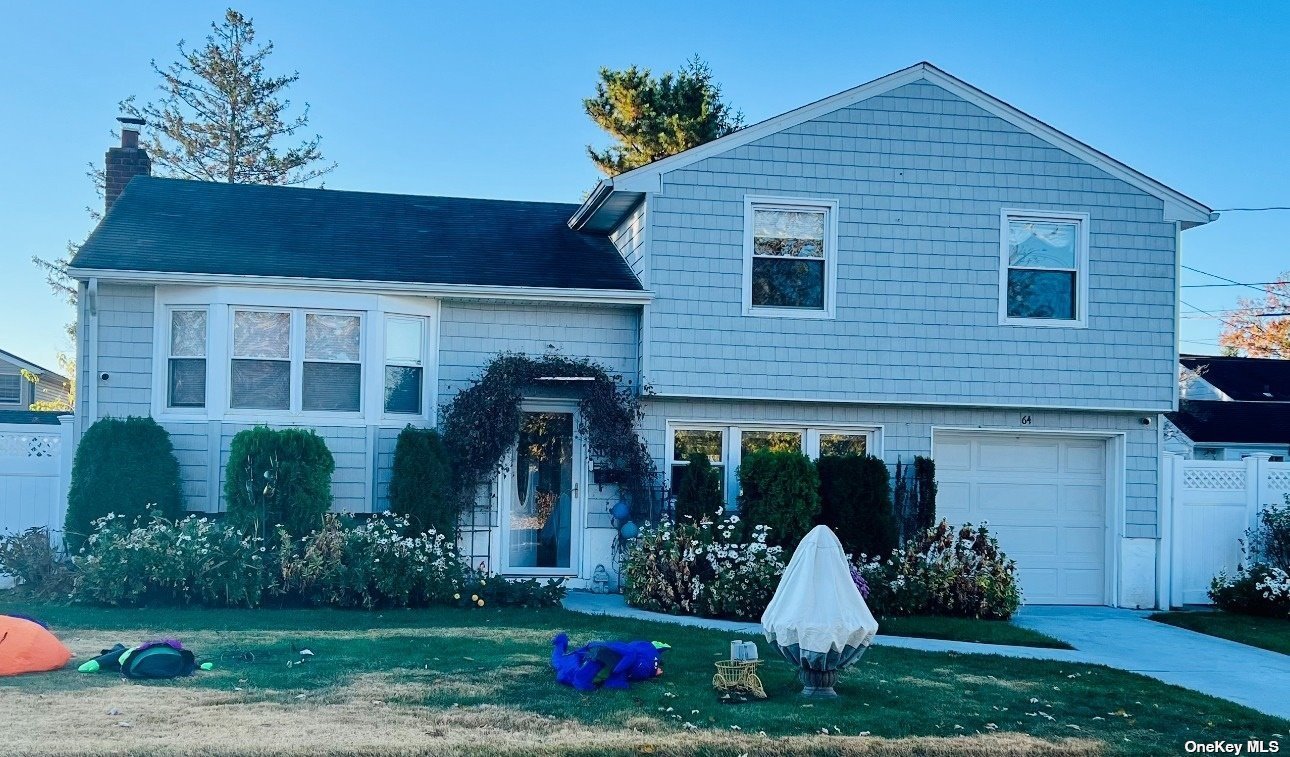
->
[75, 511, 275, 607]
[280, 513, 464, 609]
[1210, 564, 1290, 618]
[72, 510, 565, 610]
[622, 512, 786, 621]
[857, 520, 1022, 620]
[0, 527, 73, 599]
[1210, 501, 1290, 618]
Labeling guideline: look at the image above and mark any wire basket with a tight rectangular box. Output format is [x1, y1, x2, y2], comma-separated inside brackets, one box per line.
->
[712, 659, 766, 700]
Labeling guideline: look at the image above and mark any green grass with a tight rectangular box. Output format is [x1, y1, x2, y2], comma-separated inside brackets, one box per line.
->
[878, 616, 1073, 649]
[1151, 610, 1290, 655]
[2, 601, 1285, 756]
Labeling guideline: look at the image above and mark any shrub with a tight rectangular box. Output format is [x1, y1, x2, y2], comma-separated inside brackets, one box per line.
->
[280, 513, 465, 609]
[1249, 499, 1290, 572]
[1210, 564, 1290, 618]
[622, 513, 785, 621]
[858, 520, 1021, 620]
[455, 572, 567, 609]
[894, 456, 937, 542]
[388, 426, 456, 537]
[65, 416, 182, 550]
[673, 453, 724, 521]
[737, 450, 820, 548]
[0, 528, 73, 598]
[74, 512, 275, 607]
[816, 454, 897, 559]
[225, 426, 335, 536]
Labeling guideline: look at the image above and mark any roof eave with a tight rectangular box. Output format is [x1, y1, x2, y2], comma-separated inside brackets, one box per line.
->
[64, 267, 653, 306]
[568, 179, 615, 230]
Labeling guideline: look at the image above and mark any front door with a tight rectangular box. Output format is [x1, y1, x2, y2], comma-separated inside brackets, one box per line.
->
[501, 404, 582, 574]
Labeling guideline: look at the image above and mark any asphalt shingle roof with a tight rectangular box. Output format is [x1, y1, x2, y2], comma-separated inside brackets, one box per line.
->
[71, 177, 643, 292]
[1180, 355, 1290, 402]
[1167, 400, 1290, 444]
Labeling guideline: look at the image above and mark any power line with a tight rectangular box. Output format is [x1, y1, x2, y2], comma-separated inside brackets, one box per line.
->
[1181, 265, 1272, 294]
[1182, 281, 1285, 289]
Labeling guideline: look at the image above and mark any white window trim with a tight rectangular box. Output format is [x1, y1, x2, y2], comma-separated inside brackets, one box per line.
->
[742, 196, 839, 319]
[0, 372, 22, 405]
[151, 286, 439, 427]
[163, 306, 210, 414]
[665, 420, 882, 510]
[998, 209, 1090, 328]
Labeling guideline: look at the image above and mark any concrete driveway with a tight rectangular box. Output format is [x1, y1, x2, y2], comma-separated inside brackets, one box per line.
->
[1013, 606, 1290, 721]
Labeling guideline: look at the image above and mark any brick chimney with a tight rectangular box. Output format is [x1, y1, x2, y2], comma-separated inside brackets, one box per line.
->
[104, 116, 150, 213]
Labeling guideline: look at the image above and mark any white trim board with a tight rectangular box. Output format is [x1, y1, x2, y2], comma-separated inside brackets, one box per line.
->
[648, 390, 1170, 415]
[67, 267, 653, 306]
[573, 62, 1214, 230]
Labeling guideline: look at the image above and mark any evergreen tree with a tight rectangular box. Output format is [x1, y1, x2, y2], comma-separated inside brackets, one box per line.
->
[673, 453, 724, 520]
[584, 56, 742, 176]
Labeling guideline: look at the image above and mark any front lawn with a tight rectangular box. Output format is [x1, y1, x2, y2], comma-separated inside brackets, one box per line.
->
[1151, 610, 1290, 656]
[878, 616, 1072, 649]
[1, 601, 1284, 756]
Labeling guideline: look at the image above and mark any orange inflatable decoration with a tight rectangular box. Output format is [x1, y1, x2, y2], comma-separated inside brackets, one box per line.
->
[0, 615, 72, 676]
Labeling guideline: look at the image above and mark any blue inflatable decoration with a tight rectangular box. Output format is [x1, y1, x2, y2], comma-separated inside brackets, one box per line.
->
[550, 633, 670, 691]
[619, 520, 639, 539]
[610, 500, 631, 521]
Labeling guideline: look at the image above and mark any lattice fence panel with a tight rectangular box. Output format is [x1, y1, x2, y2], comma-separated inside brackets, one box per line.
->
[0, 432, 60, 459]
[1182, 467, 1246, 491]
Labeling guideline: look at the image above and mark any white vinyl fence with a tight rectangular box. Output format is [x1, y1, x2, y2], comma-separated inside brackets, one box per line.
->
[1163, 453, 1290, 606]
[0, 418, 73, 546]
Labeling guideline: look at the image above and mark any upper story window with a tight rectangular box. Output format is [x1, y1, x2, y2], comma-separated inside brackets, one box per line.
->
[0, 373, 21, 404]
[167, 309, 207, 408]
[744, 197, 838, 318]
[1000, 210, 1089, 327]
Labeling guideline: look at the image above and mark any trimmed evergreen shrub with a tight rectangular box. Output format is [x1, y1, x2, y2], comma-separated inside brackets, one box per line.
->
[895, 455, 938, 542]
[65, 416, 182, 550]
[737, 450, 820, 548]
[673, 453, 724, 520]
[388, 425, 455, 537]
[817, 454, 897, 558]
[225, 426, 335, 536]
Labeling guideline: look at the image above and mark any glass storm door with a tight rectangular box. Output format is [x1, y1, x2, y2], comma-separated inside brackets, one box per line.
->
[504, 409, 579, 572]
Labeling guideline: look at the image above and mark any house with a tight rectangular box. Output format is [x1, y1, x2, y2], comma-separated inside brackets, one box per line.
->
[67, 62, 1216, 608]
[1164, 355, 1290, 461]
[0, 349, 71, 413]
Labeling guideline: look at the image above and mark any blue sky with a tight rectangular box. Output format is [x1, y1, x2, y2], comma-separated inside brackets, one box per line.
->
[2, 1, 1287, 371]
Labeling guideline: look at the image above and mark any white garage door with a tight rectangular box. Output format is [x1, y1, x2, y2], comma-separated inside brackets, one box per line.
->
[933, 432, 1109, 605]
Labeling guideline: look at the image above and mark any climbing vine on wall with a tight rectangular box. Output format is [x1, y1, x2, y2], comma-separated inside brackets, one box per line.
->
[439, 353, 658, 520]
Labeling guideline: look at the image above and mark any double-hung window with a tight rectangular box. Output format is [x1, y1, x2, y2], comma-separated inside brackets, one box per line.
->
[0, 373, 20, 404]
[231, 310, 292, 410]
[167, 309, 207, 408]
[383, 316, 425, 415]
[1001, 210, 1089, 326]
[744, 197, 838, 317]
[303, 313, 362, 412]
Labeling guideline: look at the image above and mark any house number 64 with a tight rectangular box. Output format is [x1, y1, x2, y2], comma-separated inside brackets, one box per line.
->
[1020, 414, 1033, 425]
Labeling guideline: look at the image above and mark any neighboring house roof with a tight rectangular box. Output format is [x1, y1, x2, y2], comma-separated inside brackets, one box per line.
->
[1179, 355, 1290, 402]
[0, 410, 64, 425]
[69, 177, 645, 295]
[571, 61, 1215, 232]
[0, 349, 68, 385]
[1167, 400, 1290, 445]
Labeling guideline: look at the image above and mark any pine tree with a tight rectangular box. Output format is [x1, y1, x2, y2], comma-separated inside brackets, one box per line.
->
[584, 56, 742, 176]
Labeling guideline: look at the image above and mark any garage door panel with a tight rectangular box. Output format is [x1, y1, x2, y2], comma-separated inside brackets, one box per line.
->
[1063, 485, 1106, 514]
[1064, 444, 1106, 473]
[976, 483, 1058, 519]
[977, 441, 1060, 472]
[933, 432, 1109, 606]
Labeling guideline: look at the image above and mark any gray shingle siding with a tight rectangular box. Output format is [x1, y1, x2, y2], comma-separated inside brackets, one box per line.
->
[608, 200, 648, 285]
[94, 284, 154, 418]
[644, 80, 1177, 411]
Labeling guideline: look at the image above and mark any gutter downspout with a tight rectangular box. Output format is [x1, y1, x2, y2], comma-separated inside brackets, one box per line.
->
[86, 277, 99, 425]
